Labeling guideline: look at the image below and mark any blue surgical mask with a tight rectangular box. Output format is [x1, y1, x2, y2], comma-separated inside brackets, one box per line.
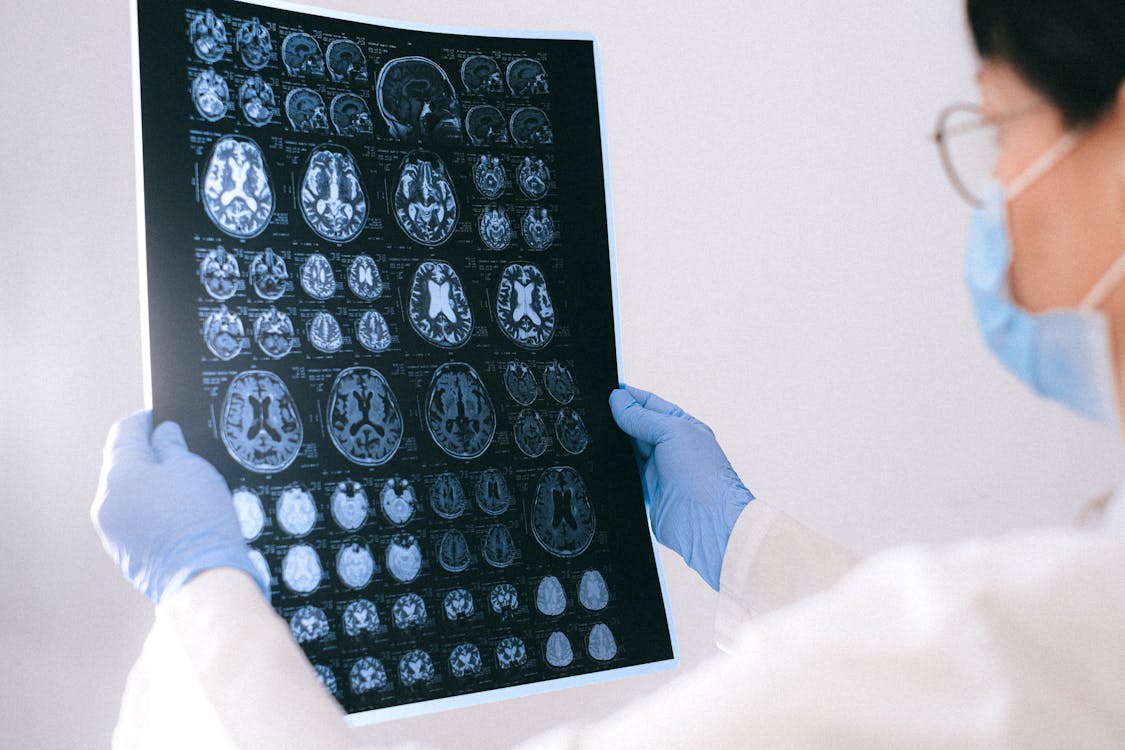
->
[964, 131, 1125, 427]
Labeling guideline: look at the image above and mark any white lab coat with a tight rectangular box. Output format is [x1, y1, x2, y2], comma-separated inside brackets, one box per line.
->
[113, 495, 1125, 749]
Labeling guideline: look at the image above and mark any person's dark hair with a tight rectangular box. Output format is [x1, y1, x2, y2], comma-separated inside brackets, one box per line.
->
[967, 0, 1125, 128]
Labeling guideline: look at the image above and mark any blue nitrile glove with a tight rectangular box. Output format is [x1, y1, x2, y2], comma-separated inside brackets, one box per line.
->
[608, 386, 753, 590]
[91, 410, 270, 604]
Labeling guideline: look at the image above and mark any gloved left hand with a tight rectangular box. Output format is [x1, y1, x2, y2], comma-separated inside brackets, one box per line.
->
[91, 410, 269, 604]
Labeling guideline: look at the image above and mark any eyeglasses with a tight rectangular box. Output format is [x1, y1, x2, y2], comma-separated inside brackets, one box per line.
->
[931, 101, 1047, 207]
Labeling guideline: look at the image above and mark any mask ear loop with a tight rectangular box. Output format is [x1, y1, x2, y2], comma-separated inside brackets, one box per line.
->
[1004, 131, 1083, 201]
[1082, 253, 1125, 310]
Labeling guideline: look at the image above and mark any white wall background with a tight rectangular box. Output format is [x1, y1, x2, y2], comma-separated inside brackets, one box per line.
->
[3, 1, 1122, 747]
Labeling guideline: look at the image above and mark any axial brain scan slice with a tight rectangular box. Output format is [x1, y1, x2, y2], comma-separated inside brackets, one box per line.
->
[465, 105, 508, 146]
[221, 370, 303, 473]
[544, 631, 574, 668]
[460, 55, 502, 94]
[587, 623, 617, 662]
[531, 466, 596, 558]
[202, 135, 274, 239]
[281, 32, 325, 77]
[290, 605, 329, 643]
[385, 533, 423, 583]
[249, 249, 287, 301]
[236, 18, 271, 69]
[472, 154, 506, 199]
[510, 107, 553, 146]
[203, 306, 244, 361]
[478, 205, 512, 250]
[393, 151, 458, 246]
[517, 156, 550, 200]
[536, 575, 566, 616]
[330, 480, 369, 531]
[285, 87, 328, 133]
[506, 58, 549, 96]
[512, 409, 549, 458]
[398, 649, 436, 687]
[489, 583, 518, 615]
[343, 599, 380, 637]
[253, 307, 295, 359]
[376, 56, 460, 144]
[449, 643, 483, 678]
[337, 542, 375, 589]
[350, 657, 388, 693]
[199, 246, 239, 300]
[231, 487, 265, 541]
[248, 548, 271, 588]
[578, 569, 609, 611]
[326, 39, 367, 82]
[392, 593, 426, 630]
[380, 478, 416, 525]
[521, 207, 555, 250]
[407, 260, 473, 348]
[282, 543, 322, 594]
[496, 636, 527, 670]
[437, 529, 471, 572]
[481, 523, 517, 568]
[428, 472, 467, 520]
[307, 311, 343, 353]
[239, 76, 275, 127]
[189, 9, 226, 63]
[276, 484, 317, 537]
[356, 310, 392, 353]
[425, 362, 496, 459]
[330, 93, 374, 137]
[443, 588, 474, 621]
[192, 68, 229, 122]
[299, 145, 367, 242]
[495, 263, 556, 349]
[474, 468, 511, 516]
[555, 407, 589, 455]
[299, 253, 335, 300]
[347, 255, 383, 300]
[326, 367, 404, 466]
[543, 361, 575, 403]
[503, 361, 539, 405]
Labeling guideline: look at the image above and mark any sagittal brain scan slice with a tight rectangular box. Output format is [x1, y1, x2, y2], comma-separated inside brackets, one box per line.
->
[521, 207, 555, 250]
[199, 246, 239, 300]
[189, 9, 226, 63]
[202, 135, 274, 239]
[503, 361, 539, 405]
[299, 253, 335, 300]
[299, 145, 367, 242]
[232, 487, 265, 541]
[407, 260, 473, 349]
[449, 643, 483, 678]
[472, 155, 506, 199]
[495, 263, 556, 350]
[536, 575, 566, 616]
[578, 569, 609, 611]
[376, 56, 461, 144]
[325, 39, 367, 82]
[512, 409, 549, 458]
[398, 649, 436, 687]
[326, 367, 404, 466]
[276, 484, 317, 537]
[221, 370, 303, 473]
[249, 248, 287, 301]
[203, 306, 244, 360]
[517, 156, 551, 200]
[465, 105, 509, 146]
[437, 529, 471, 572]
[510, 107, 553, 146]
[248, 548, 271, 589]
[543, 361, 575, 403]
[330, 93, 374, 136]
[555, 407, 589, 455]
[343, 599, 380, 637]
[496, 636, 527, 670]
[192, 68, 229, 122]
[425, 362, 496, 459]
[281, 32, 324, 77]
[356, 310, 391, 353]
[460, 55, 502, 94]
[282, 543, 322, 594]
[315, 665, 340, 698]
[347, 255, 383, 301]
[506, 58, 549, 96]
[393, 151, 458, 246]
[330, 480, 369, 531]
[337, 542, 375, 589]
[478, 205, 512, 250]
[587, 623, 617, 661]
[544, 631, 574, 668]
[474, 468, 511, 516]
[392, 593, 426, 630]
[532, 467, 596, 558]
[428, 471, 467, 520]
[285, 87, 328, 133]
[236, 18, 271, 69]
[253, 307, 295, 359]
[290, 605, 329, 643]
[481, 523, 517, 568]
[307, 311, 343, 353]
[239, 76, 275, 127]
[350, 657, 388, 694]
[443, 588, 474, 620]
[489, 583, 518, 615]
[380, 477, 416, 525]
[385, 533, 423, 583]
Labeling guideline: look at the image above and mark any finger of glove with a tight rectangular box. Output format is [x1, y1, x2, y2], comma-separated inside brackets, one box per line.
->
[104, 410, 154, 466]
[152, 421, 190, 462]
[623, 385, 686, 418]
[609, 389, 676, 444]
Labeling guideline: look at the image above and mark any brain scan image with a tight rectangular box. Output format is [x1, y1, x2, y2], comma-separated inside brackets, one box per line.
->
[510, 107, 554, 146]
[236, 18, 270, 69]
[478, 205, 512, 250]
[503, 361, 539, 405]
[356, 310, 392, 353]
[380, 477, 416, 526]
[376, 56, 461, 144]
[474, 468, 511, 516]
[578, 569, 610, 611]
[202, 306, 244, 361]
[238, 76, 275, 127]
[543, 361, 576, 403]
[536, 576, 567, 616]
[330, 93, 374, 136]
[276, 484, 316, 537]
[449, 643, 483, 678]
[248, 249, 287, 300]
[460, 55, 502, 94]
[314, 665, 340, 698]
[281, 32, 324, 77]
[506, 58, 549, 96]
[465, 105, 508, 146]
[489, 583, 518, 615]
[587, 623, 618, 662]
[307, 311, 343, 354]
[253, 307, 295, 359]
[189, 9, 226, 63]
[385, 533, 422, 583]
[350, 657, 388, 694]
[221, 370, 302, 472]
[428, 472, 467, 520]
[326, 367, 403, 466]
[425, 362, 496, 459]
[407, 261, 473, 349]
[325, 39, 367, 83]
[521, 207, 555, 250]
[248, 548, 271, 589]
[393, 151, 458, 246]
[436, 529, 470, 573]
[392, 593, 426, 630]
[517, 156, 551, 200]
[192, 68, 229, 122]
[481, 523, 517, 568]
[343, 599, 380, 637]
[290, 605, 329, 643]
[231, 488, 265, 541]
[285, 87, 328, 133]
[472, 154, 506, 199]
[203, 135, 274, 239]
[555, 408, 589, 455]
[496, 637, 527, 670]
[532, 467, 596, 558]
[330, 480, 369, 531]
[443, 588, 474, 621]
[299, 253, 335, 300]
[281, 543, 322, 594]
[299, 145, 367, 242]
[337, 542, 375, 589]
[347, 255, 383, 301]
[199, 246, 239, 301]
[512, 409, 548, 458]
[398, 649, 436, 688]
[495, 263, 556, 350]
[544, 631, 574, 668]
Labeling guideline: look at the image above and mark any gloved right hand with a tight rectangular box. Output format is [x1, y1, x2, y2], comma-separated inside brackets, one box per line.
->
[609, 386, 754, 591]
